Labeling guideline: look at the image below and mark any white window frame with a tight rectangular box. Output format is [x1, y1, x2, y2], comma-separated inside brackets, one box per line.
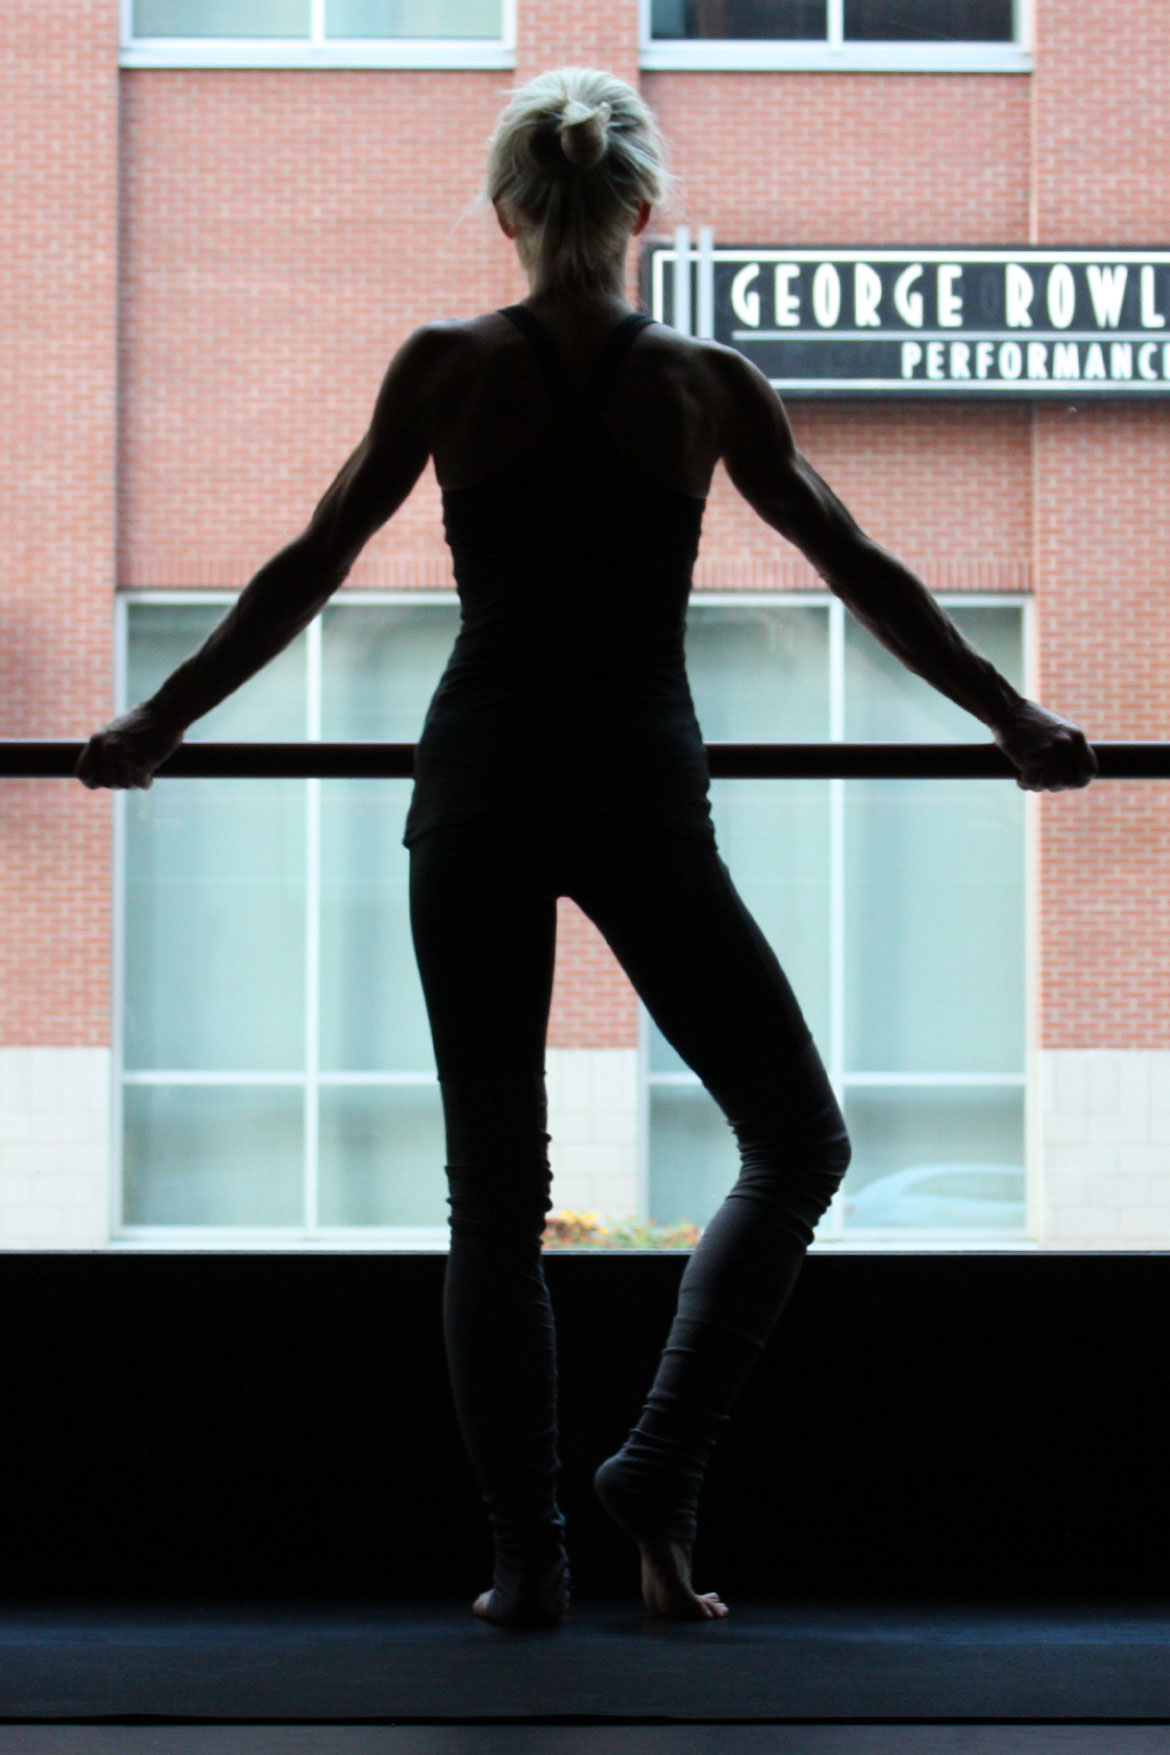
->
[639, 0, 1032, 73]
[119, 0, 515, 71]
[111, 587, 460, 1253]
[639, 589, 1038, 1252]
[114, 587, 1035, 1252]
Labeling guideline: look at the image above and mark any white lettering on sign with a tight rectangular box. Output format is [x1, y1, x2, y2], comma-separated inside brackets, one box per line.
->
[878, 336, 1164, 385]
[730, 262, 761, 327]
[893, 263, 924, 327]
[812, 262, 842, 328]
[1084, 342, 1107, 379]
[854, 262, 882, 326]
[999, 341, 1023, 379]
[1005, 264, 1034, 328]
[1086, 265, 1127, 327]
[657, 246, 1170, 392]
[774, 264, 800, 327]
[1052, 342, 1080, 379]
[937, 264, 964, 327]
[1110, 342, 1133, 379]
[1046, 264, 1076, 329]
[1140, 265, 1166, 328]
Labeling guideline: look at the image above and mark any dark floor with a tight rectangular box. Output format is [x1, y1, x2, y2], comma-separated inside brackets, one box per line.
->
[1, 1733, 1170, 1755]
[2, 1598, 1170, 1751]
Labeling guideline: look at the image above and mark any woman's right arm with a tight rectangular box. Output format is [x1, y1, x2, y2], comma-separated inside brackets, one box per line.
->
[713, 347, 1096, 792]
[76, 323, 448, 790]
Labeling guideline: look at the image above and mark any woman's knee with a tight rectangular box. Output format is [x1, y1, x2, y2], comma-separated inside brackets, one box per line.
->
[441, 1071, 553, 1235]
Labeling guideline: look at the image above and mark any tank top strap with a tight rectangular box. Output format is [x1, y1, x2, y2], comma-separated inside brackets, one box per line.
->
[499, 305, 654, 421]
[499, 304, 576, 414]
[580, 312, 655, 415]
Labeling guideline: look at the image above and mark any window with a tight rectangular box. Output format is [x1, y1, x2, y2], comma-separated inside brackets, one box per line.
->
[642, 0, 1029, 71]
[119, 592, 1026, 1248]
[645, 595, 1028, 1243]
[121, 0, 513, 68]
[118, 594, 459, 1243]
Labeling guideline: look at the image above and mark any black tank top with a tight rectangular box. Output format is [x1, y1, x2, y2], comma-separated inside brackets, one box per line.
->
[402, 304, 716, 848]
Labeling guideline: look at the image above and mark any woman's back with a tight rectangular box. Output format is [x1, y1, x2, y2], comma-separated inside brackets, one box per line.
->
[402, 301, 726, 848]
[425, 303, 725, 503]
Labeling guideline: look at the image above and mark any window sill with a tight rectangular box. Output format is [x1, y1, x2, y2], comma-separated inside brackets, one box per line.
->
[120, 39, 514, 71]
[640, 42, 1030, 74]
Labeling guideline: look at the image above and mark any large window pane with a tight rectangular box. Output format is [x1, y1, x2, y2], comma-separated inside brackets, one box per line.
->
[648, 1085, 738, 1228]
[649, 603, 832, 1232]
[125, 781, 307, 1071]
[319, 602, 457, 1073]
[327, 0, 502, 35]
[842, 1086, 1025, 1231]
[133, 0, 310, 34]
[123, 1085, 303, 1225]
[844, 0, 1013, 41]
[844, 778, 1023, 1074]
[651, 0, 827, 40]
[127, 603, 307, 742]
[843, 605, 1025, 1075]
[318, 1086, 447, 1225]
[652, 602, 831, 1075]
[124, 606, 308, 1072]
[319, 782, 431, 1072]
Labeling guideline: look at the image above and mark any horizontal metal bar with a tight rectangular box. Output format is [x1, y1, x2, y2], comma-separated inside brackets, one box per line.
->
[1, 740, 1166, 780]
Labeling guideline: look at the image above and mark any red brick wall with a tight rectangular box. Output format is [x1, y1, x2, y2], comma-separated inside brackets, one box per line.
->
[117, 70, 516, 591]
[3, 5, 1169, 1056]
[1028, 0, 1170, 1048]
[1033, 0, 1170, 245]
[644, 72, 1032, 245]
[1036, 406, 1170, 1047]
[0, 1, 117, 1045]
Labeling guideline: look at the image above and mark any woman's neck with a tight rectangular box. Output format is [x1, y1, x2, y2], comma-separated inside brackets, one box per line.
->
[521, 254, 631, 313]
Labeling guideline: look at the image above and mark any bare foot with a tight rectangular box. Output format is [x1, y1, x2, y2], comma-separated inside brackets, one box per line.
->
[636, 1536, 729, 1620]
[471, 1581, 569, 1629]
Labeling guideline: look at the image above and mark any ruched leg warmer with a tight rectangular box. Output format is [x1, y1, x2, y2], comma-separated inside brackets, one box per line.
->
[440, 1072, 571, 1627]
[594, 1042, 851, 1546]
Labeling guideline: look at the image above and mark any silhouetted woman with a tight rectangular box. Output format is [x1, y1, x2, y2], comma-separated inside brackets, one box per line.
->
[78, 68, 1096, 1631]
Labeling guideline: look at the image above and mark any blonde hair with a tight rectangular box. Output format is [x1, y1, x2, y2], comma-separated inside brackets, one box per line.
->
[485, 68, 671, 292]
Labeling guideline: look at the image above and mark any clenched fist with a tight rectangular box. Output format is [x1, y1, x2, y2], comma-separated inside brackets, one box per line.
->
[992, 700, 1097, 792]
[75, 703, 185, 791]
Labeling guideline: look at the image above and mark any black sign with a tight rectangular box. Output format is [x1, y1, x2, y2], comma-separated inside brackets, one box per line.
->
[643, 246, 1170, 398]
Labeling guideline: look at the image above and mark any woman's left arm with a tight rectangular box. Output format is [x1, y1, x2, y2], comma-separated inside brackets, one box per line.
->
[716, 347, 1097, 793]
[76, 325, 444, 790]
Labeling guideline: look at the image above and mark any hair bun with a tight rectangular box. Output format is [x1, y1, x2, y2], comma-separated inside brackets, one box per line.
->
[558, 98, 611, 170]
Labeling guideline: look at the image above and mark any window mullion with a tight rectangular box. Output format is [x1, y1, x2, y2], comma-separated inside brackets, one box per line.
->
[310, 0, 326, 48]
[112, 594, 130, 1240]
[304, 617, 323, 1234]
[825, 598, 846, 1236]
[827, 0, 845, 51]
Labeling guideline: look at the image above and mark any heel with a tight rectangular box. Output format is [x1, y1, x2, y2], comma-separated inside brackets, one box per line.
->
[593, 1450, 697, 1546]
[477, 1519, 572, 1629]
[480, 1547, 571, 1629]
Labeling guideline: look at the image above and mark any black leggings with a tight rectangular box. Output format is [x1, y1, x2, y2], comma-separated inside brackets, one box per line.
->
[409, 816, 851, 1558]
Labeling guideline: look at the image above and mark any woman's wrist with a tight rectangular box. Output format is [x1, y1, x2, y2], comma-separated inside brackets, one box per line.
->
[978, 675, 1028, 737]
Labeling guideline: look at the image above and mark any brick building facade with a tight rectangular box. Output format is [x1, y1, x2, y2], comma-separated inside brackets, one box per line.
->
[1, 0, 1168, 1248]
